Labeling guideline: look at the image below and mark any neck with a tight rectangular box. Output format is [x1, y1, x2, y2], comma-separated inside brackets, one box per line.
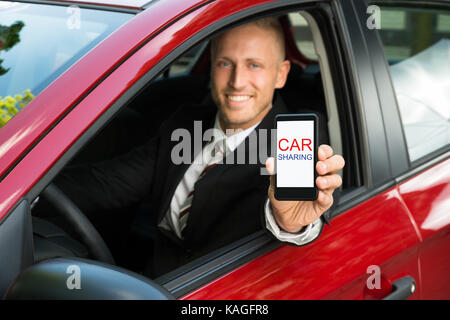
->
[219, 103, 272, 132]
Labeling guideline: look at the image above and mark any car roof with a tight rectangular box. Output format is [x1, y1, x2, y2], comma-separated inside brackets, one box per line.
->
[54, 0, 153, 10]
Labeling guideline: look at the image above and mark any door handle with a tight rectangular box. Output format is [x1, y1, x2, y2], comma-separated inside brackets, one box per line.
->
[383, 276, 416, 300]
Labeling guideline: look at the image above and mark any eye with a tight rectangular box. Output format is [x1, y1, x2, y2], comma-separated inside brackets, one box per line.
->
[250, 63, 260, 69]
[218, 61, 231, 68]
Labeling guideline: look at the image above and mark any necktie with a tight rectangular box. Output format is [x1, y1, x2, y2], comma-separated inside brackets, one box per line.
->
[177, 137, 226, 234]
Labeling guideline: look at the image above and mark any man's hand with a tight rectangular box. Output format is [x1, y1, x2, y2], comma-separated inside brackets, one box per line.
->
[266, 144, 345, 233]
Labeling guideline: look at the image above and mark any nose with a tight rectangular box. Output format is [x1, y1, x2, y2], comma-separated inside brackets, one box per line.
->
[228, 63, 248, 90]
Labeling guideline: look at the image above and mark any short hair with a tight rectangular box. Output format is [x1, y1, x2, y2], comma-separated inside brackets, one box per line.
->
[210, 16, 286, 61]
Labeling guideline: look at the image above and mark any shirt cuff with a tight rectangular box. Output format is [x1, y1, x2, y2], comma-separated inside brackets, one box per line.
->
[264, 198, 323, 246]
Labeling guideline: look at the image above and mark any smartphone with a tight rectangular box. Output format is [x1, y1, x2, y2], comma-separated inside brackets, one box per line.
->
[274, 114, 318, 201]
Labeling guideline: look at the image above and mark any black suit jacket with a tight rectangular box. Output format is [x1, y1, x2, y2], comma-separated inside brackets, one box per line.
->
[56, 94, 330, 276]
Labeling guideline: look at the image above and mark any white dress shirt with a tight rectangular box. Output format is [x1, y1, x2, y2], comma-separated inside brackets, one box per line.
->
[159, 111, 322, 245]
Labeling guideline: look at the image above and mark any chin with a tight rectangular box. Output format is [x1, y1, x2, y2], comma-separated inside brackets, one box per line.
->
[222, 111, 253, 127]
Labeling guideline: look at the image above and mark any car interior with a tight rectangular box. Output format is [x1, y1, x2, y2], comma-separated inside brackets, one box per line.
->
[30, 12, 343, 277]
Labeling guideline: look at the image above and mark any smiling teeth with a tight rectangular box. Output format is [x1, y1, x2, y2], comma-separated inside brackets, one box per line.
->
[228, 95, 251, 101]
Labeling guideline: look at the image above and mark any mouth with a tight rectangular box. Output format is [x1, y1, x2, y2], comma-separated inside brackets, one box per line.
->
[225, 94, 253, 106]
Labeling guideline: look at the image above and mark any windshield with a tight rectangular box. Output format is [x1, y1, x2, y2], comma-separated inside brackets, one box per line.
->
[0, 1, 133, 128]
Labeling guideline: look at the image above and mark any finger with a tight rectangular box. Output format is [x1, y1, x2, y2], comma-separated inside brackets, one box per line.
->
[316, 174, 342, 191]
[318, 144, 333, 161]
[317, 154, 345, 175]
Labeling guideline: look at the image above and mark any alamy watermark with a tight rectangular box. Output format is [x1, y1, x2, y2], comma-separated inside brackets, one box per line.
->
[366, 5, 381, 30]
[170, 122, 277, 175]
[66, 264, 81, 290]
[366, 265, 381, 290]
[66, 5, 81, 30]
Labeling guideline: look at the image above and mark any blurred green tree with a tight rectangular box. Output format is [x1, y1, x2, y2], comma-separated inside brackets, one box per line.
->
[0, 21, 25, 76]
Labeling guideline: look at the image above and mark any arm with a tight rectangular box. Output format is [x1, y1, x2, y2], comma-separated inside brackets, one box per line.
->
[264, 198, 324, 246]
[263, 144, 344, 245]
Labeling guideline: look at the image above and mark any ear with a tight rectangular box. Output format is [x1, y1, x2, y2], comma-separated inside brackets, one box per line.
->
[275, 59, 291, 89]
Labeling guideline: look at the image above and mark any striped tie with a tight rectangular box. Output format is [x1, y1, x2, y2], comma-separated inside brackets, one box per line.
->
[178, 139, 226, 233]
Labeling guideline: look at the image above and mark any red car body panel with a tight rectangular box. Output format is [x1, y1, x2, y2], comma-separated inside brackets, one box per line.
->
[182, 186, 422, 299]
[398, 158, 450, 299]
[183, 158, 450, 299]
[182, 158, 450, 299]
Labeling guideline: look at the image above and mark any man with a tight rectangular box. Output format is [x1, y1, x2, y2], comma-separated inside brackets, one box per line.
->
[55, 17, 345, 276]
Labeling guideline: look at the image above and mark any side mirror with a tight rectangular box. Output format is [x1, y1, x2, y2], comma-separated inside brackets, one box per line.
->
[4, 258, 174, 300]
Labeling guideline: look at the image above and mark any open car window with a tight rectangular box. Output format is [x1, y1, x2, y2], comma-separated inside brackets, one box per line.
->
[0, 1, 133, 129]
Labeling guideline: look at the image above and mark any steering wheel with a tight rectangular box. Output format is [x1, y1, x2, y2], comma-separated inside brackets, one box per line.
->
[40, 183, 115, 265]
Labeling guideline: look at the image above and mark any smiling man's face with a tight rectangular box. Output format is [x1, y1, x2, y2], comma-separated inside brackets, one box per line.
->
[210, 19, 291, 131]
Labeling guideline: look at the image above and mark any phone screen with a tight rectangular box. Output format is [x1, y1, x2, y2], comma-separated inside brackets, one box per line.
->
[275, 114, 318, 200]
[276, 120, 314, 187]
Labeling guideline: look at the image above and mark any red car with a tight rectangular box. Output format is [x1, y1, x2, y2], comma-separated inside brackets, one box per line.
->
[0, 0, 449, 300]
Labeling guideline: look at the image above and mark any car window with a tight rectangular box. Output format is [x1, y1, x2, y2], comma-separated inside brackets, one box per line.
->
[377, 5, 450, 162]
[0, 1, 133, 129]
[168, 42, 207, 76]
[287, 12, 318, 61]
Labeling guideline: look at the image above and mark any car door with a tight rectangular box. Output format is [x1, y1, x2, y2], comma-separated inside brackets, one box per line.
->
[371, 2, 450, 299]
[179, 0, 423, 300]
